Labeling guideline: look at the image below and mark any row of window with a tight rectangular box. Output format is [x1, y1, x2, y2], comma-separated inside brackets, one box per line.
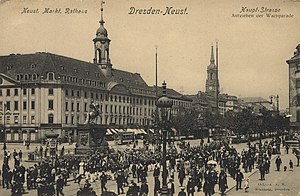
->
[65, 101, 155, 116]
[65, 89, 156, 106]
[16, 74, 39, 81]
[1, 100, 53, 111]
[173, 100, 192, 108]
[0, 115, 35, 124]
[62, 75, 106, 88]
[0, 113, 150, 126]
[0, 88, 54, 97]
[130, 87, 155, 95]
[65, 115, 151, 126]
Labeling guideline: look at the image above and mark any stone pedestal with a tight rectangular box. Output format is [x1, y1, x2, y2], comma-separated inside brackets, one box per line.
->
[76, 124, 107, 154]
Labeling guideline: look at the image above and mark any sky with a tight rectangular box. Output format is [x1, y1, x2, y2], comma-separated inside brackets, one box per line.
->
[0, 0, 300, 110]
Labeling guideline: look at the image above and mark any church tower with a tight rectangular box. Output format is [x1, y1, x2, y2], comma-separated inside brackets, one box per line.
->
[205, 44, 219, 99]
[93, 1, 112, 77]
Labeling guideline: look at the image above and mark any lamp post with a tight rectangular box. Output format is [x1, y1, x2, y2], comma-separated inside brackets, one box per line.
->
[257, 112, 263, 144]
[156, 81, 173, 196]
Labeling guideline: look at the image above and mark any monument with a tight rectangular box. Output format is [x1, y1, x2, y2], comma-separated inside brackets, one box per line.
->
[76, 101, 107, 154]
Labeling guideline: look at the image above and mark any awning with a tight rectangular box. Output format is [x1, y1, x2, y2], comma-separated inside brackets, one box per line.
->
[139, 129, 147, 134]
[126, 128, 135, 133]
[110, 129, 118, 134]
[115, 129, 124, 133]
[105, 129, 113, 135]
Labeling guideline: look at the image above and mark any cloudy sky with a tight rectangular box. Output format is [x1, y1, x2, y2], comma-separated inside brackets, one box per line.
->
[0, 0, 300, 110]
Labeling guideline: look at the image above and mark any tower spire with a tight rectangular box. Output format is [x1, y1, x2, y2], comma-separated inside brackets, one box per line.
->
[100, 0, 105, 25]
[210, 44, 215, 64]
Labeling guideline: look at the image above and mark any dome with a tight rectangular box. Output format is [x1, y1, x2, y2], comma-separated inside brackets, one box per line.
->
[157, 96, 173, 108]
[96, 24, 108, 37]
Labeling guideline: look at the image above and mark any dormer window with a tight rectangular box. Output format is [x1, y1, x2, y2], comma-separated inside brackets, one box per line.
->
[7, 66, 12, 70]
[24, 74, 28, 80]
[86, 71, 89, 75]
[16, 75, 20, 80]
[74, 69, 78, 73]
[32, 74, 37, 80]
[60, 66, 65, 70]
[31, 64, 36, 69]
[48, 72, 55, 81]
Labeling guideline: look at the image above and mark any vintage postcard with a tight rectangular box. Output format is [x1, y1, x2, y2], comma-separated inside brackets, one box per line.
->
[0, 0, 299, 195]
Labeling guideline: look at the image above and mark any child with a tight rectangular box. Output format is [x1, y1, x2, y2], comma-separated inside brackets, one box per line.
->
[244, 178, 249, 193]
[289, 160, 294, 170]
[284, 166, 287, 171]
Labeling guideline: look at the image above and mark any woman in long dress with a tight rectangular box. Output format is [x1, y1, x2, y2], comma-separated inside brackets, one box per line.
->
[79, 161, 85, 175]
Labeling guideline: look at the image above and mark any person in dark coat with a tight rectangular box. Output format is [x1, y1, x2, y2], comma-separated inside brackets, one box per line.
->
[153, 165, 160, 179]
[116, 171, 125, 195]
[235, 169, 244, 190]
[218, 170, 228, 195]
[140, 180, 149, 196]
[178, 167, 185, 187]
[203, 180, 212, 196]
[187, 177, 195, 196]
[154, 178, 160, 196]
[100, 171, 107, 193]
[56, 175, 65, 196]
[259, 163, 265, 180]
[18, 150, 23, 162]
[275, 156, 282, 171]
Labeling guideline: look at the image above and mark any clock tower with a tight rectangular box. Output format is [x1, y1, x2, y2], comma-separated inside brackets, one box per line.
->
[205, 44, 219, 99]
[93, 1, 112, 77]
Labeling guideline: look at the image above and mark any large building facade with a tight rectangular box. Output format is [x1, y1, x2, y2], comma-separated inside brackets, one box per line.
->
[0, 6, 192, 142]
[287, 44, 300, 130]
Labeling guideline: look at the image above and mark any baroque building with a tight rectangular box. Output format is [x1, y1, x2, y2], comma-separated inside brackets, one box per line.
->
[0, 4, 192, 142]
[287, 44, 300, 131]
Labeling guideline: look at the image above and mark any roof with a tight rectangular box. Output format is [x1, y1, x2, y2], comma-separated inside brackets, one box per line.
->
[111, 69, 148, 89]
[0, 52, 109, 87]
[238, 97, 273, 110]
[151, 86, 192, 101]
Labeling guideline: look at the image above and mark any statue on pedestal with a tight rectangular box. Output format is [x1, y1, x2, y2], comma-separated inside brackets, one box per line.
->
[84, 101, 100, 124]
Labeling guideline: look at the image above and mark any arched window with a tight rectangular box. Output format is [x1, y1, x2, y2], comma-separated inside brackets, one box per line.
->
[48, 114, 54, 124]
[24, 74, 28, 80]
[97, 49, 101, 63]
[32, 74, 37, 80]
[48, 72, 54, 81]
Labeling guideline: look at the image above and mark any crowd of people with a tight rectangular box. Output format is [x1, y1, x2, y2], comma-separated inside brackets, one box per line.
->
[0, 134, 294, 196]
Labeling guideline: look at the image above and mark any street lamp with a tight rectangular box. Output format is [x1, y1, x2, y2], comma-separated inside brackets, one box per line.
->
[156, 81, 173, 196]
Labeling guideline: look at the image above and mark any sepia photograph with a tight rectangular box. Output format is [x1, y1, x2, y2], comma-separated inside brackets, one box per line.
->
[0, 0, 300, 195]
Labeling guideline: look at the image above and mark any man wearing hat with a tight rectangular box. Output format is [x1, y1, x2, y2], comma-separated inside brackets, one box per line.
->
[235, 169, 244, 191]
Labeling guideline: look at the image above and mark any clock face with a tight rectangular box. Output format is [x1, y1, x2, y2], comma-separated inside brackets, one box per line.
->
[209, 86, 213, 90]
[95, 41, 101, 48]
